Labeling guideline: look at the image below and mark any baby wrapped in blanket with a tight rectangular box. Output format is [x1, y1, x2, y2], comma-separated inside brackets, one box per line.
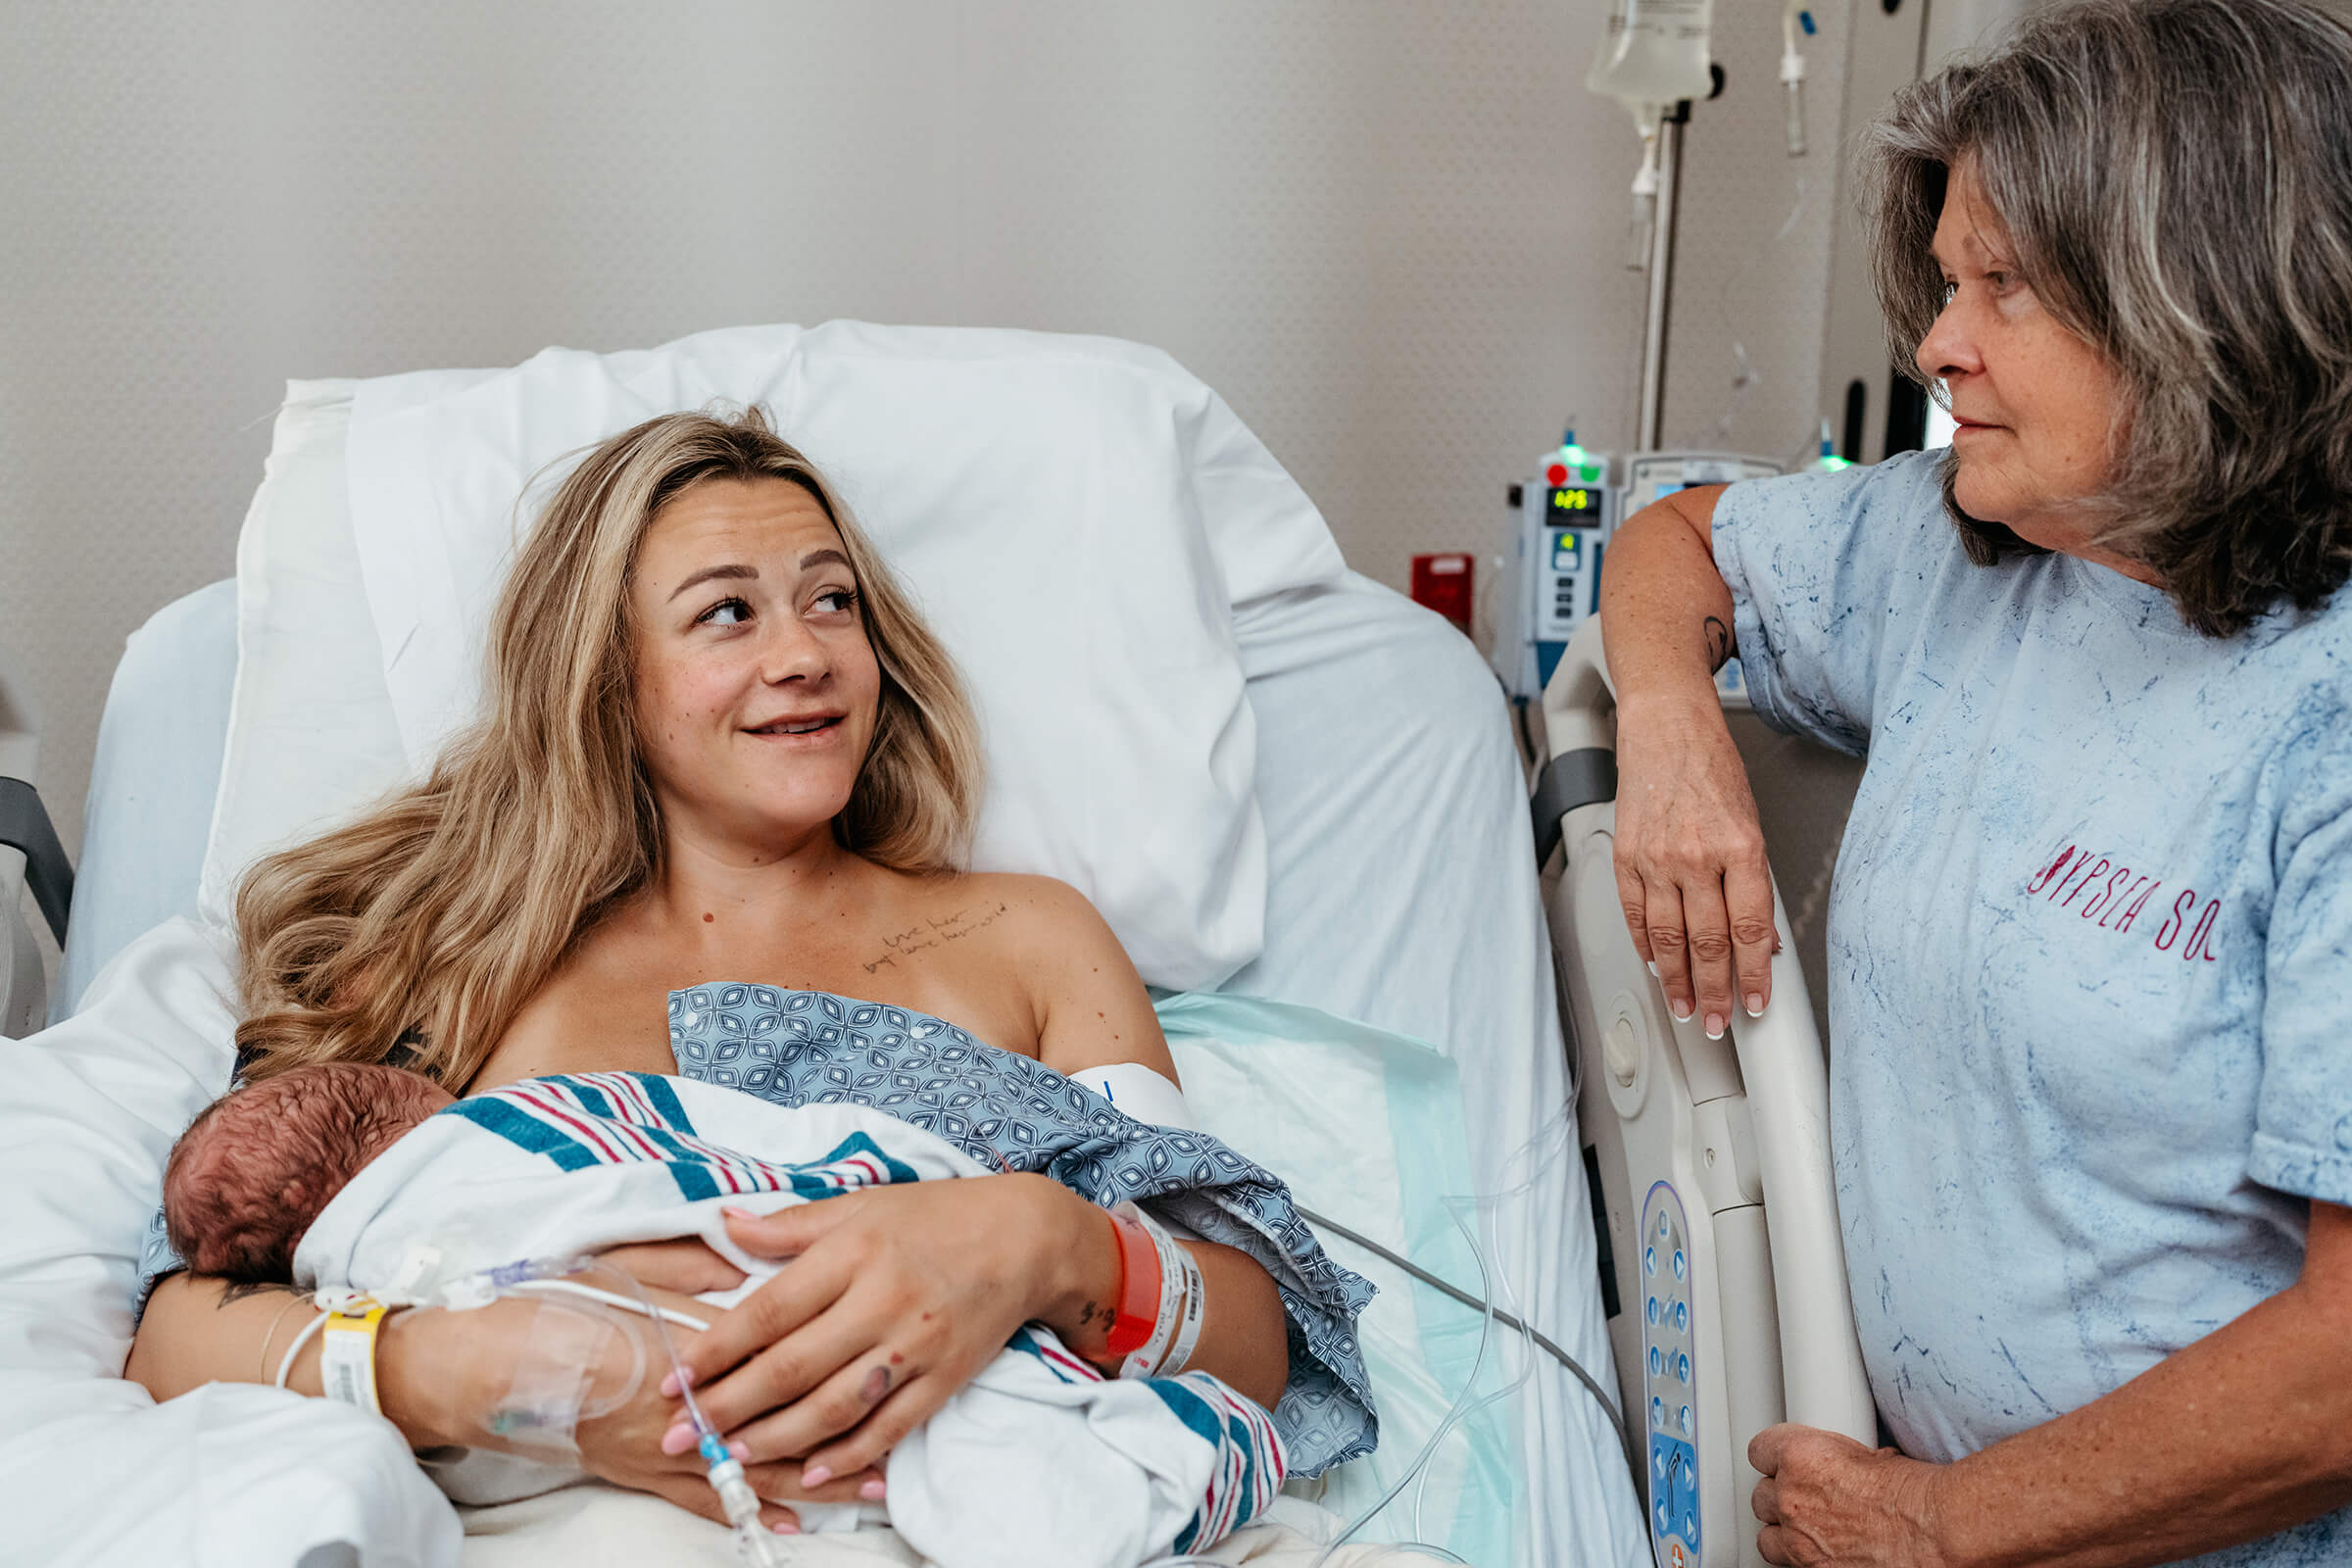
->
[162, 1061, 1285, 1568]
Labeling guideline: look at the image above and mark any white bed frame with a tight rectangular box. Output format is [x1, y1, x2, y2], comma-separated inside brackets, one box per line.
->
[1536, 619, 1877, 1568]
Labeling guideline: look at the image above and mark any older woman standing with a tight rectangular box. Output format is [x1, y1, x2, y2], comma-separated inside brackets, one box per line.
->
[1600, 2, 2352, 1563]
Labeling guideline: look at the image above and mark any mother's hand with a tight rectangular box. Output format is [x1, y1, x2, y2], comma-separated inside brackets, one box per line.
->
[377, 1256, 880, 1535]
[674, 1172, 1093, 1491]
[1611, 687, 1779, 1039]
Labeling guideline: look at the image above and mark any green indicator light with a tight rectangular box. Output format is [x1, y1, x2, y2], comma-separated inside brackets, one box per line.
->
[1580, 462, 1603, 482]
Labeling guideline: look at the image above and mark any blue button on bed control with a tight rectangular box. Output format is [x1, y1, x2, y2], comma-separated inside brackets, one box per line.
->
[1644, 1246, 1657, 1276]
[1647, 1297, 1660, 1325]
[1679, 1404, 1692, 1435]
[1674, 1300, 1688, 1332]
[1649, 1347, 1663, 1376]
[1672, 1249, 1687, 1281]
[1652, 1396, 1666, 1428]
[1677, 1351, 1690, 1383]
[1658, 1214, 1670, 1240]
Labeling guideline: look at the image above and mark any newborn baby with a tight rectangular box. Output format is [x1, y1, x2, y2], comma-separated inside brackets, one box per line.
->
[164, 1061, 454, 1282]
[159, 1061, 1284, 1568]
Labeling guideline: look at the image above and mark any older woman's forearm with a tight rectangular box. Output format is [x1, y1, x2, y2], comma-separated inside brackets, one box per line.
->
[1596, 485, 1736, 705]
[1926, 1232, 2352, 1567]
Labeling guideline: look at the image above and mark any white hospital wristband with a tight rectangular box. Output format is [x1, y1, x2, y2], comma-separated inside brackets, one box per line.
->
[1160, 1240, 1207, 1377]
[1118, 1205, 1188, 1380]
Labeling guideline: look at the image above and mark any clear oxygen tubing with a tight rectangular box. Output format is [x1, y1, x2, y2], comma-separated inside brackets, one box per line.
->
[1781, 4, 1813, 157]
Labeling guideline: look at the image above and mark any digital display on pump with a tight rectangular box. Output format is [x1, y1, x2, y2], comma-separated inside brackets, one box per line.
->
[1547, 486, 1600, 517]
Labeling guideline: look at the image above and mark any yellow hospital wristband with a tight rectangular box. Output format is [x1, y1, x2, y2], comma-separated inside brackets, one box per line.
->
[317, 1296, 390, 1415]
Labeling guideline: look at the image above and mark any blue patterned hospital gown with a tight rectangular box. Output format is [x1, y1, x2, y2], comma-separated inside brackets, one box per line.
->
[1715, 451, 2352, 1565]
[666, 984, 1377, 1477]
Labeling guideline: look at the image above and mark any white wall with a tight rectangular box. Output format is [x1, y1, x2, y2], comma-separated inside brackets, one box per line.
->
[0, 0, 1847, 861]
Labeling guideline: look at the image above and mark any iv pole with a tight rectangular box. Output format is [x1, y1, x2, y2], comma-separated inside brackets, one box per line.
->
[1635, 102, 1688, 452]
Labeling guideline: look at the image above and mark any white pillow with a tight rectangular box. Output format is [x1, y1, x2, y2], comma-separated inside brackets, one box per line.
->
[197, 382, 412, 924]
[321, 322, 1344, 989]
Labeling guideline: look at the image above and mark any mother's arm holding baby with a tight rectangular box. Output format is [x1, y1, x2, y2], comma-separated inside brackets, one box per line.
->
[126, 410, 1296, 1532]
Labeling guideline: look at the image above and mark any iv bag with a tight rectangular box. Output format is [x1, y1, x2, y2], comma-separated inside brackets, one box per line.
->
[1586, 0, 1715, 112]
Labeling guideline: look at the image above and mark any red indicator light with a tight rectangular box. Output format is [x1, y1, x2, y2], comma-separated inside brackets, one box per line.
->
[1544, 463, 1569, 485]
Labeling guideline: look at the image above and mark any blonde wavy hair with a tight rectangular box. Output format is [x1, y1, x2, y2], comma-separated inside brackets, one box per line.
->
[234, 407, 984, 1089]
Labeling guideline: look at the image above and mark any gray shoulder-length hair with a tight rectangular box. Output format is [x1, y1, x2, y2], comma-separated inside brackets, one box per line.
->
[1862, 0, 2352, 637]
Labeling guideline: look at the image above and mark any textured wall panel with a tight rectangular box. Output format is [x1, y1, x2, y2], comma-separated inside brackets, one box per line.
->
[0, 1, 1842, 857]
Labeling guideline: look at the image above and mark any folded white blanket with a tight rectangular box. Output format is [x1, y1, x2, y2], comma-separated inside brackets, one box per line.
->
[294, 1071, 1285, 1568]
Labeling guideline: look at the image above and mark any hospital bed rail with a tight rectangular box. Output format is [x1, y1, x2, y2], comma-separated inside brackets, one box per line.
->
[1, 648, 73, 1037]
[1534, 617, 1874, 1568]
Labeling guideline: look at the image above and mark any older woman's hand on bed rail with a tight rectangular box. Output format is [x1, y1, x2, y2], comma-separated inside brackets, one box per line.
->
[1748, 1424, 1951, 1568]
[672, 1173, 1102, 1488]
[1611, 686, 1780, 1040]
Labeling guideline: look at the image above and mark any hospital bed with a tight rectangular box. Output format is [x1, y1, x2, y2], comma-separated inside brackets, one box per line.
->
[1536, 623, 1877, 1568]
[3, 320, 1875, 1568]
[2, 322, 1654, 1568]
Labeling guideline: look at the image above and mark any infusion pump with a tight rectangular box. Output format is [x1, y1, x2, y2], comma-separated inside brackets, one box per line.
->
[1497, 449, 1783, 705]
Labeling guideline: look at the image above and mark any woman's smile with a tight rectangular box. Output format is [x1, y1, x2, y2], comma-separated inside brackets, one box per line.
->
[743, 711, 848, 744]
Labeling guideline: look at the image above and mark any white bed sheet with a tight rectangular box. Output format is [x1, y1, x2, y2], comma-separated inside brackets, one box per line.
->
[37, 571, 1644, 1567]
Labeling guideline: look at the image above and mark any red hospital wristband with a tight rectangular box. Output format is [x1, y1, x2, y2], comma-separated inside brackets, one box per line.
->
[1102, 1204, 1164, 1357]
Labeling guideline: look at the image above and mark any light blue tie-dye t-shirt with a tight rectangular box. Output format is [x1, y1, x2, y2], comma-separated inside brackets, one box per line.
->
[1714, 450, 2351, 1566]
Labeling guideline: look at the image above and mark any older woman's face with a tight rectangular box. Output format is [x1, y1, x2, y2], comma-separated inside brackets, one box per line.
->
[627, 476, 881, 853]
[1917, 163, 2133, 562]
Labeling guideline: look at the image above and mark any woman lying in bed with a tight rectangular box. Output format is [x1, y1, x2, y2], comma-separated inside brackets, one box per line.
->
[126, 408, 1312, 1535]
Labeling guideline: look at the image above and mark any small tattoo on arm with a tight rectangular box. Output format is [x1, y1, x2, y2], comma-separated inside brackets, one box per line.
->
[218, 1280, 299, 1309]
[1703, 614, 1734, 671]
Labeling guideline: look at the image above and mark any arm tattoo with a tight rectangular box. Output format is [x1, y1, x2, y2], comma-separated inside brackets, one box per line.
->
[1703, 614, 1734, 672]
[217, 1280, 300, 1309]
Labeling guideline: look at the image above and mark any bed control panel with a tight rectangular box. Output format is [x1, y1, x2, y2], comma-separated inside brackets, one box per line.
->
[1642, 1182, 1701, 1568]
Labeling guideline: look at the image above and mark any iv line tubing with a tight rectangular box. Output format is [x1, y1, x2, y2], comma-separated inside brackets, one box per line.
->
[507, 1276, 710, 1334]
[1296, 1203, 1623, 1434]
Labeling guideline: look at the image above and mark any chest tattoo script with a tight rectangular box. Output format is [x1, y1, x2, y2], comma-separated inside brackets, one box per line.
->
[2025, 842, 2222, 962]
[862, 902, 1012, 975]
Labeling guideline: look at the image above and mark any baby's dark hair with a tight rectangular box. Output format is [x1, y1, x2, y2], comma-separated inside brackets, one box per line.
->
[163, 1060, 452, 1284]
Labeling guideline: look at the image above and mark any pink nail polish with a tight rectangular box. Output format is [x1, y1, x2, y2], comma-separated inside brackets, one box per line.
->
[722, 1205, 756, 1220]
[660, 1373, 680, 1397]
[1670, 1000, 1693, 1022]
[661, 1422, 695, 1456]
[801, 1463, 833, 1489]
[772, 1518, 801, 1536]
[1703, 1013, 1725, 1040]
[859, 1478, 888, 1501]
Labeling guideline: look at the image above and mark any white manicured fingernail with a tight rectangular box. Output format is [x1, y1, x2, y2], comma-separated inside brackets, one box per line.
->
[1670, 1000, 1692, 1022]
[1646, 960, 1659, 977]
[1745, 994, 1765, 1017]
[1703, 1013, 1726, 1040]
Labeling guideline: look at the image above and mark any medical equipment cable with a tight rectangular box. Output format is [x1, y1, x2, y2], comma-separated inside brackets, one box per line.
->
[1296, 1203, 1621, 1435]
[1305, 1199, 1498, 1568]
[1408, 1195, 1539, 1546]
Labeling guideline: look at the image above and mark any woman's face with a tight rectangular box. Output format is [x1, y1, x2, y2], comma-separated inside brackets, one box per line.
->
[628, 476, 881, 854]
[1916, 162, 2132, 560]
